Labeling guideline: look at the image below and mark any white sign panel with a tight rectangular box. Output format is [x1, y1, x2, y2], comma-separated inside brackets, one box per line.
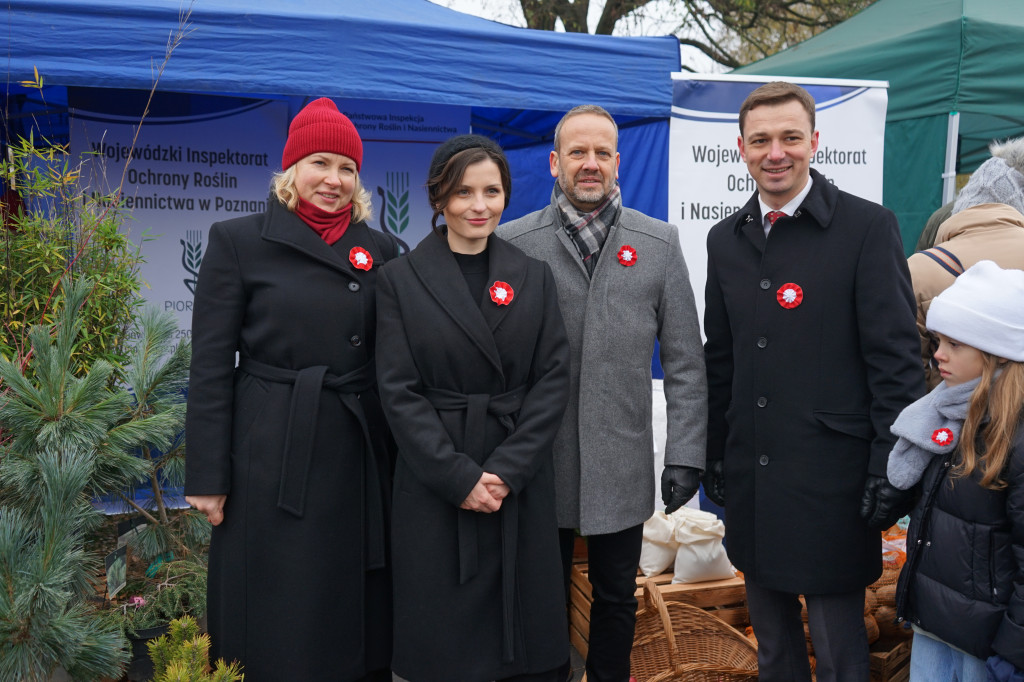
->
[70, 100, 289, 342]
[669, 74, 888, 329]
[70, 96, 469, 339]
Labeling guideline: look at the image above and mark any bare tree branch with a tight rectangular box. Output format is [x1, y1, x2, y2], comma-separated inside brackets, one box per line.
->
[510, 0, 875, 68]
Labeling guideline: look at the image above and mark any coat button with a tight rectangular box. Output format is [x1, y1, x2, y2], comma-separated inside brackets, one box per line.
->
[759, 455, 769, 466]
[756, 337, 768, 348]
[350, 335, 362, 347]
[925, 541, 931, 547]
[760, 278, 771, 290]
[756, 396, 767, 407]
[348, 281, 360, 292]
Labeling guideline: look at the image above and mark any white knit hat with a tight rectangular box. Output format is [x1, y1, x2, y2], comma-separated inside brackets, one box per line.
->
[926, 260, 1024, 361]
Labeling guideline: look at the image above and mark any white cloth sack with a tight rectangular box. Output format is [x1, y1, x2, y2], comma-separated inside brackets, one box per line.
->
[640, 507, 734, 582]
[671, 507, 733, 584]
[639, 510, 678, 577]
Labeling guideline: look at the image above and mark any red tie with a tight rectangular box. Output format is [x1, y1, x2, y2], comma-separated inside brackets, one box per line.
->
[765, 210, 787, 226]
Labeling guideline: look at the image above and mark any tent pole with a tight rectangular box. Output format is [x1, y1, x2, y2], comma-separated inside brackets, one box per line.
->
[942, 112, 960, 203]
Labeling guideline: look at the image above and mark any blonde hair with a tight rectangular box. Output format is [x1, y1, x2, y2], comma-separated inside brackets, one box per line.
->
[271, 165, 373, 223]
[955, 355, 1024, 489]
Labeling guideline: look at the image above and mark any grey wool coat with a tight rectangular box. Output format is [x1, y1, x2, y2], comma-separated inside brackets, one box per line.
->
[376, 232, 570, 682]
[498, 203, 707, 535]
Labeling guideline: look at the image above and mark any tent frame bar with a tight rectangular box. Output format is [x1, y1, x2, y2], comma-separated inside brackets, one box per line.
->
[942, 111, 960, 203]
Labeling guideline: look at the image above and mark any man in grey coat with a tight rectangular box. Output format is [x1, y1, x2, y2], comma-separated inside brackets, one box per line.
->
[498, 105, 707, 682]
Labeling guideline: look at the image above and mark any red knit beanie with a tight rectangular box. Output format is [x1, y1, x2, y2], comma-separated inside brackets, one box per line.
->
[281, 98, 363, 171]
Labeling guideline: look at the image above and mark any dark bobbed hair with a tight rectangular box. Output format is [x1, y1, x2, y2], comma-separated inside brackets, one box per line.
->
[426, 138, 511, 237]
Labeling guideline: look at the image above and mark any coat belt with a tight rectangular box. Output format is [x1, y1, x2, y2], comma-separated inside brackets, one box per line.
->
[238, 357, 388, 571]
[423, 385, 526, 663]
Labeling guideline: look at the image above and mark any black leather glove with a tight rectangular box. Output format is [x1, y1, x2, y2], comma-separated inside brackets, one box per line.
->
[661, 465, 701, 514]
[701, 459, 725, 507]
[859, 475, 916, 530]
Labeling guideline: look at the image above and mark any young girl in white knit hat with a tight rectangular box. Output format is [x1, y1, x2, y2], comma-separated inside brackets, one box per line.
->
[887, 260, 1024, 682]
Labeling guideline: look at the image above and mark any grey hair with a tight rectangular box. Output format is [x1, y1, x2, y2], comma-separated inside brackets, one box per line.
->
[552, 104, 618, 152]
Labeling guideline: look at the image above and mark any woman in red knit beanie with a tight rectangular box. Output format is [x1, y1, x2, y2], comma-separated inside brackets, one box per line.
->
[185, 97, 399, 681]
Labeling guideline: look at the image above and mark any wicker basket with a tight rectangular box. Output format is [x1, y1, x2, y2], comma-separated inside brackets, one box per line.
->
[631, 579, 759, 682]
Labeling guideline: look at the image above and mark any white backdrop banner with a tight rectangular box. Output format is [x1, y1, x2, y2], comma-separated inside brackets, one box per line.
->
[668, 74, 888, 331]
[70, 96, 468, 339]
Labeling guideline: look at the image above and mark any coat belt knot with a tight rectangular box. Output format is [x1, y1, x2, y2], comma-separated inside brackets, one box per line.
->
[238, 357, 389, 571]
[423, 385, 526, 663]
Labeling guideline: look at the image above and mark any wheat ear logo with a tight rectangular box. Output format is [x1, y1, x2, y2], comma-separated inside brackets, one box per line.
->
[377, 172, 411, 254]
[180, 230, 203, 295]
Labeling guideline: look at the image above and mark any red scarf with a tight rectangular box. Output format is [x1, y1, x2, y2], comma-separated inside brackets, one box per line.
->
[295, 198, 352, 245]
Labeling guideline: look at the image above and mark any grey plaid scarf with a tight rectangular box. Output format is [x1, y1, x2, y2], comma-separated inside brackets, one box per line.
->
[553, 182, 622, 277]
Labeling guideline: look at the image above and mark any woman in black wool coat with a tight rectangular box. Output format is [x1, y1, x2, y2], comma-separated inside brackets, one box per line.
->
[376, 135, 571, 682]
[184, 98, 400, 681]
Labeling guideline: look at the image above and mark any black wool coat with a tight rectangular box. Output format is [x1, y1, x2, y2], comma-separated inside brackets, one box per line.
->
[376, 232, 571, 682]
[704, 169, 925, 594]
[896, 423, 1024, 668]
[184, 198, 399, 681]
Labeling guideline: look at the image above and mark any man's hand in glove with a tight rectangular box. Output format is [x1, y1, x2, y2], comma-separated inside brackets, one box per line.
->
[702, 459, 725, 507]
[860, 474, 916, 530]
[661, 465, 702, 514]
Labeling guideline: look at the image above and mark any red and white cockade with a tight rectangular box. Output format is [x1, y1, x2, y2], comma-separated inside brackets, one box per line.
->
[931, 428, 955, 447]
[617, 245, 637, 267]
[349, 247, 373, 271]
[489, 281, 514, 306]
[776, 282, 803, 309]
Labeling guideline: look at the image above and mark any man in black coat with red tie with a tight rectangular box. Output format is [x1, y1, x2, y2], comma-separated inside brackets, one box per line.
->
[702, 81, 925, 682]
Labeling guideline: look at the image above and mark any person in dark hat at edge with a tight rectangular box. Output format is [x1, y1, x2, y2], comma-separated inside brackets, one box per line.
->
[376, 134, 571, 682]
[185, 97, 400, 681]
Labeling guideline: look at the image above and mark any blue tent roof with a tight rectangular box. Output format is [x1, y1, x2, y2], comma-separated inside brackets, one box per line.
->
[7, 0, 679, 118]
[5, 0, 680, 380]
[5, 0, 680, 222]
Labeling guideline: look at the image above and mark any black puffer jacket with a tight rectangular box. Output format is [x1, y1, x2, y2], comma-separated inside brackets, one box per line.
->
[895, 422, 1024, 668]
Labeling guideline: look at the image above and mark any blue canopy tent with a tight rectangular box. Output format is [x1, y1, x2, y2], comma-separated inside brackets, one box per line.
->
[3, 0, 680, 221]
[4, 2, 682, 514]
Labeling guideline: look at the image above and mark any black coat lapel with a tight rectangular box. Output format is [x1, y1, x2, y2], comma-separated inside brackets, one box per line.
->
[261, 199, 350, 273]
[408, 233, 503, 374]
[481, 236, 529, 334]
[735, 193, 767, 254]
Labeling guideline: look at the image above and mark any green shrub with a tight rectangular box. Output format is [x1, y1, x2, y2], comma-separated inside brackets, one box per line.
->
[147, 616, 244, 682]
[1, 134, 144, 376]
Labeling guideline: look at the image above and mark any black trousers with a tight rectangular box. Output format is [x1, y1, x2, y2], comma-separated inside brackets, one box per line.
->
[498, 668, 562, 682]
[744, 578, 870, 682]
[400, 668, 560, 682]
[559, 523, 644, 682]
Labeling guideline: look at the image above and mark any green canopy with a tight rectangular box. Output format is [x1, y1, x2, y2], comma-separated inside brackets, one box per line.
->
[734, 0, 1024, 253]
